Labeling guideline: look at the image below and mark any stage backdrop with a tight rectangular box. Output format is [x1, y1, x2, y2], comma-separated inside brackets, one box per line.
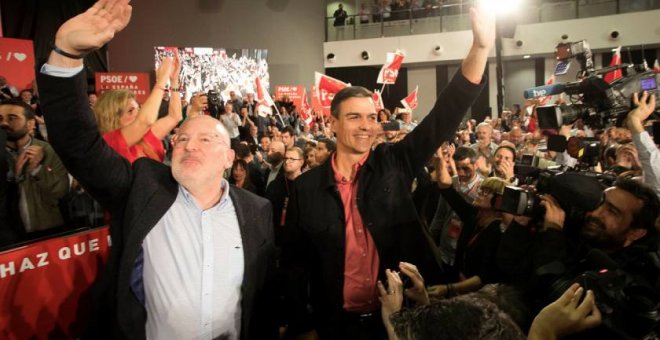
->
[154, 47, 269, 102]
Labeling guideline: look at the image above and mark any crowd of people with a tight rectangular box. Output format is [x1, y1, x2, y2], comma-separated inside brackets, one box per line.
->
[1, 0, 659, 339]
[333, 0, 472, 26]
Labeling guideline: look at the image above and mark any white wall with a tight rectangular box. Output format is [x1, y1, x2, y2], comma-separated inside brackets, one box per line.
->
[407, 66, 436, 121]
[324, 9, 660, 67]
[326, 9, 660, 118]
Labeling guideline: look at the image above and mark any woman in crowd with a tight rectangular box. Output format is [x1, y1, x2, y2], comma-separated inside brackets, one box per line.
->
[93, 54, 182, 163]
[378, 108, 392, 122]
[428, 147, 515, 298]
[229, 159, 257, 193]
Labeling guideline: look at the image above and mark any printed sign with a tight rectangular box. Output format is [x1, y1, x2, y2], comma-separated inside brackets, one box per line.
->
[95, 72, 151, 103]
[274, 85, 305, 108]
[0, 227, 111, 339]
[0, 37, 35, 91]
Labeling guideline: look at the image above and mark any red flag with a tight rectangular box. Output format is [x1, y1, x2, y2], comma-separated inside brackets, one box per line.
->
[299, 88, 313, 125]
[315, 72, 349, 117]
[373, 89, 384, 112]
[603, 46, 622, 83]
[653, 59, 660, 73]
[400, 86, 419, 110]
[255, 77, 275, 117]
[538, 75, 556, 106]
[377, 50, 405, 84]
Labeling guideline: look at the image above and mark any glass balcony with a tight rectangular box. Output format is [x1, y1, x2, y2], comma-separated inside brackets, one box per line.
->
[325, 0, 660, 42]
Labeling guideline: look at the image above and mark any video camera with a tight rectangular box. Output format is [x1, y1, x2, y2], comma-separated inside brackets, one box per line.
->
[206, 90, 224, 118]
[524, 40, 660, 130]
[547, 249, 660, 339]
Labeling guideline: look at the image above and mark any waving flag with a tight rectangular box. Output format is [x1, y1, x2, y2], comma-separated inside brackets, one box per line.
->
[377, 50, 405, 84]
[400, 86, 419, 110]
[373, 89, 384, 112]
[603, 46, 622, 84]
[315, 72, 350, 117]
[299, 88, 313, 125]
[255, 77, 275, 117]
[653, 59, 660, 73]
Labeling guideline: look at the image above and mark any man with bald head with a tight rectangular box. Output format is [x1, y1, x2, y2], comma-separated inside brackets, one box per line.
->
[36, 2, 276, 338]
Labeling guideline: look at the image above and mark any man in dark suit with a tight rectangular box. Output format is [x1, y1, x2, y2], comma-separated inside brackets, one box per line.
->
[282, 6, 495, 339]
[37, 1, 277, 339]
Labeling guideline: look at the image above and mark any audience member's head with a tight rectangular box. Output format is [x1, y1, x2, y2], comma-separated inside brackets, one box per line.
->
[315, 138, 336, 165]
[93, 90, 138, 133]
[453, 146, 478, 184]
[268, 140, 286, 165]
[284, 146, 305, 179]
[390, 294, 525, 340]
[0, 99, 36, 144]
[281, 126, 296, 149]
[475, 122, 493, 144]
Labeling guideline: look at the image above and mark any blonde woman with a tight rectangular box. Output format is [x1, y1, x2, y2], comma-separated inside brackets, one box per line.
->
[94, 54, 182, 163]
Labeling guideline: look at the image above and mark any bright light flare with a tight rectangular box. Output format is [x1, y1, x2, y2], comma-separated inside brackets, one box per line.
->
[479, 0, 523, 15]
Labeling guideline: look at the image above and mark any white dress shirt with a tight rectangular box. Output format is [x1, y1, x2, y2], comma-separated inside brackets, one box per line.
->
[143, 180, 244, 340]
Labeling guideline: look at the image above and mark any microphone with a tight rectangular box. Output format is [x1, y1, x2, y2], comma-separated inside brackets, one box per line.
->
[523, 83, 567, 99]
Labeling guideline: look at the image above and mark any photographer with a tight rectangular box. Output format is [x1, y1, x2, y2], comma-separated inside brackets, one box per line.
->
[533, 178, 659, 338]
[625, 91, 660, 198]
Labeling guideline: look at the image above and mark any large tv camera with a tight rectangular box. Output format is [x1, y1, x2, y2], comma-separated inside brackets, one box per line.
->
[546, 249, 660, 340]
[524, 40, 660, 130]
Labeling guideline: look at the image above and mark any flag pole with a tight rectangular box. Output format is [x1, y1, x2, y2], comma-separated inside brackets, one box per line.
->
[380, 83, 386, 93]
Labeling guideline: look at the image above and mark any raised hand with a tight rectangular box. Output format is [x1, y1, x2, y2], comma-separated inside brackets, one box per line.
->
[378, 269, 404, 325]
[155, 57, 174, 88]
[170, 50, 182, 88]
[529, 283, 602, 340]
[626, 91, 656, 133]
[399, 262, 430, 306]
[54, 0, 132, 56]
[469, 6, 496, 50]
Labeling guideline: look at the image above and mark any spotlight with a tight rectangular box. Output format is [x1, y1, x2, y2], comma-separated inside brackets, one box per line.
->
[326, 53, 335, 62]
[609, 30, 620, 40]
[433, 45, 443, 56]
[515, 40, 524, 47]
[361, 51, 370, 60]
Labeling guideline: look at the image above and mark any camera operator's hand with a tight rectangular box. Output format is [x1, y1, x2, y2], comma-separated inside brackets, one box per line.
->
[399, 262, 430, 306]
[626, 91, 656, 134]
[528, 283, 602, 340]
[539, 194, 565, 230]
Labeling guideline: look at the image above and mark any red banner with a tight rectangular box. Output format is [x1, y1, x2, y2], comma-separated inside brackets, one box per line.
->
[95, 72, 151, 103]
[0, 227, 111, 339]
[0, 37, 35, 91]
[274, 85, 305, 109]
[315, 73, 349, 117]
[311, 85, 324, 116]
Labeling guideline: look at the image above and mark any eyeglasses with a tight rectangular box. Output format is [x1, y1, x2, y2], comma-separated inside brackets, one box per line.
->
[171, 133, 226, 148]
[284, 157, 303, 162]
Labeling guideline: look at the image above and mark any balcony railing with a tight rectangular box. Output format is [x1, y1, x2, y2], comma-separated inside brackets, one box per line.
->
[325, 0, 660, 42]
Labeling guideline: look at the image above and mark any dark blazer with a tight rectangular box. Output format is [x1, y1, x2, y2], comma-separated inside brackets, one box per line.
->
[283, 72, 485, 337]
[37, 70, 277, 340]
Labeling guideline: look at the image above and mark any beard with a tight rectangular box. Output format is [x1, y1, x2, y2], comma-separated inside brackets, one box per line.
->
[2, 126, 28, 142]
[267, 152, 283, 165]
[581, 215, 626, 250]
